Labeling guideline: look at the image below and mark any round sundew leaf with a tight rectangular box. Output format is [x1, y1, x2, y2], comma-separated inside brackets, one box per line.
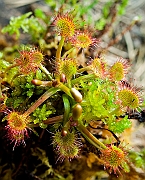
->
[109, 62, 124, 81]
[56, 58, 77, 80]
[100, 144, 128, 175]
[118, 89, 139, 109]
[53, 12, 78, 38]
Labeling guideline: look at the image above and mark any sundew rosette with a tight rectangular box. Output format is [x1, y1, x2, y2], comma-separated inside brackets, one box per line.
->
[100, 144, 129, 176]
[5, 111, 30, 149]
[53, 130, 82, 161]
[89, 57, 107, 78]
[70, 29, 100, 49]
[109, 58, 130, 81]
[117, 81, 143, 110]
[15, 47, 43, 74]
[55, 57, 78, 81]
[52, 11, 78, 38]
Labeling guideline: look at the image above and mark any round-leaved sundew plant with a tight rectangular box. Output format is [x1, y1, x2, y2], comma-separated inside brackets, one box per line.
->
[89, 57, 107, 78]
[53, 129, 82, 161]
[55, 57, 78, 81]
[5, 111, 30, 150]
[52, 10, 79, 61]
[1, 6, 145, 179]
[70, 29, 100, 49]
[15, 47, 43, 74]
[100, 144, 129, 176]
[52, 11, 78, 38]
[118, 80, 143, 110]
[109, 58, 130, 81]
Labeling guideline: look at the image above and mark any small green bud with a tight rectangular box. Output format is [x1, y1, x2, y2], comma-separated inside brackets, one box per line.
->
[31, 79, 52, 86]
[70, 88, 82, 103]
[31, 79, 43, 86]
[72, 104, 82, 120]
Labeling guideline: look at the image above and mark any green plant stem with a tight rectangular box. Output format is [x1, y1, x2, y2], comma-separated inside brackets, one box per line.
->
[77, 66, 92, 73]
[77, 123, 107, 150]
[10, 73, 21, 85]
[24, 87, 59, 117]
[56, 37, 65, 60]
[39, 63, 53, 80]
[0, 77, 3, 98]
[67, 79, 72, 89]
[58, 82, 73, 98]
[71, 74, 98, 85]
[62, 47, 75, 58]
[4, 64, 18, 73]
[0, 85, 2, 98]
